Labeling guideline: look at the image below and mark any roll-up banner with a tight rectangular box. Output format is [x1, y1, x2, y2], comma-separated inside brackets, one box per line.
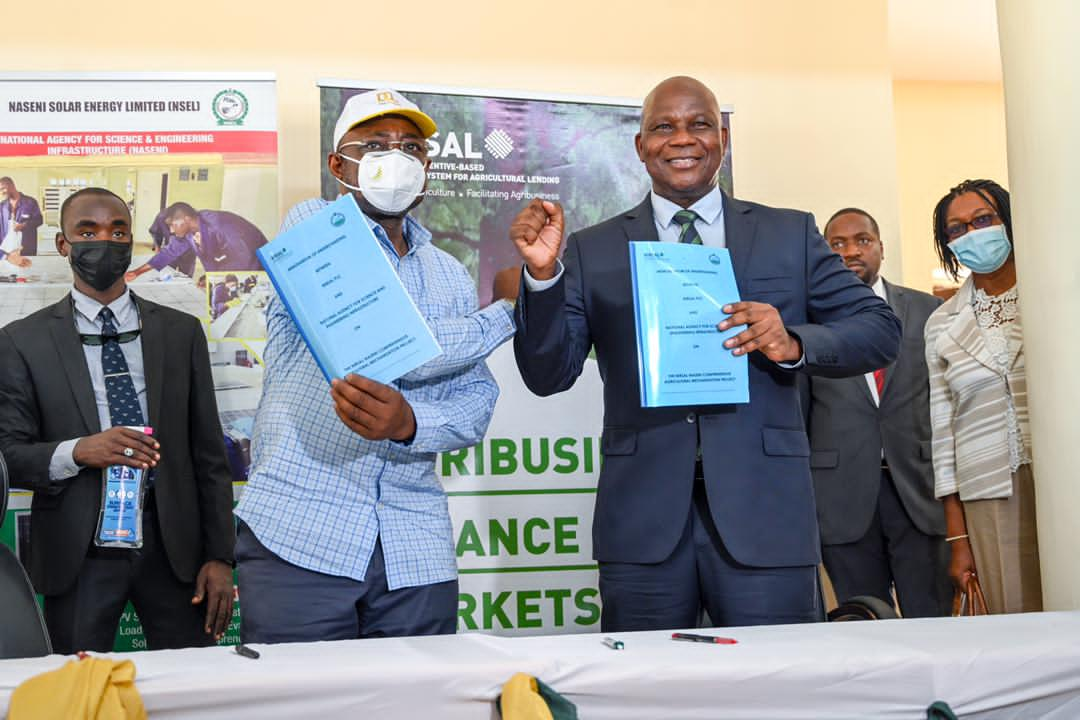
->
[0, 72, 278, 649]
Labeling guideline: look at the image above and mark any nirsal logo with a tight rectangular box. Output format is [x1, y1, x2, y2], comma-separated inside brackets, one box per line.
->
[268, 246, 290, 262]
[483, 129, 515, 159]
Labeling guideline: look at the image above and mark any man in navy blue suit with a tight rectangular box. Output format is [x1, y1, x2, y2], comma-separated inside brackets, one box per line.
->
[509, 76, 901, 631]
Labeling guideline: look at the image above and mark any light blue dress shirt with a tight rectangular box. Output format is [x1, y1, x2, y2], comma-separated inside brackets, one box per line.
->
[48, 287, 147, 480]
[649, 187, 726, 247]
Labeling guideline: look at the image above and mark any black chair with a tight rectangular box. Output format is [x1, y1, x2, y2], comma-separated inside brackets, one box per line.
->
[0, 450, 52, 658]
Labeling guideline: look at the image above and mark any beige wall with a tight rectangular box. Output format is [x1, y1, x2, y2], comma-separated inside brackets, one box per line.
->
[892, 80, 1008, 292]
[5, 0, 901, 273]
[2, 2, 1015, 293]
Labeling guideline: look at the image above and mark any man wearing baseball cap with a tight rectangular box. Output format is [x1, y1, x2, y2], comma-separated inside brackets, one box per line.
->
[235, 89, 515, 643]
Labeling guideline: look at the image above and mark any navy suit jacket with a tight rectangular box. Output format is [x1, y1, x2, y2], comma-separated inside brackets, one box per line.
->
[514, 194, 901, 568]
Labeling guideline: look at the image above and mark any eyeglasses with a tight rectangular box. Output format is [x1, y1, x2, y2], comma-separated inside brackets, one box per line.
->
[945, 212, 997, 240]
[828, 236, 876, 252]
[337, 139, 428, 161]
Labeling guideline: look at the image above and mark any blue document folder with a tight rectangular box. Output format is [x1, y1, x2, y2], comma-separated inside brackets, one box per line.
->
[257, 194, 442, 384]
[629, 242, 749, 407]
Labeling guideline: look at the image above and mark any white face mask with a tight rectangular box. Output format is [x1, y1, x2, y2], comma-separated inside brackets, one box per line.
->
[335, 148, 426, 215]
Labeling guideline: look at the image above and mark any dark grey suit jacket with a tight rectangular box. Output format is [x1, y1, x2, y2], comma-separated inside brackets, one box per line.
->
[808, 279, 945, 544]
[0, 293, 235, 595]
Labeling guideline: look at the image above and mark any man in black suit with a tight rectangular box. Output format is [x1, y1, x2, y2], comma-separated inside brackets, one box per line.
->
[0, 187, 235, 654]
[808, 208, 950, 617]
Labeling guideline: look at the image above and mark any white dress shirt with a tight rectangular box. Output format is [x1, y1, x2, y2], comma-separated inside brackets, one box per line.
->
[865, 276, 887, 406]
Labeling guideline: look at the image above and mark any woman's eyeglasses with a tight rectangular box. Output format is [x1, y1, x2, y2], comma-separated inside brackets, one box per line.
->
[945, 213, 997, 240]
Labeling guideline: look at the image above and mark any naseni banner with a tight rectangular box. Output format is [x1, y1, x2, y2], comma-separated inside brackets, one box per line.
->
[0, 72, 279, 649]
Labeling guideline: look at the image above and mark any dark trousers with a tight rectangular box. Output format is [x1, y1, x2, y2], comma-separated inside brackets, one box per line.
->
[822, 469, 951, 618]
[43, 503, 214, 655]
[598, 474, 820, 632]
[236, 521, 458, 644]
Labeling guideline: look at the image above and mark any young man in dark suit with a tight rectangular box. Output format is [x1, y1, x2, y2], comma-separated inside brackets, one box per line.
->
[0, 187, 235, 654]
[509, 76, 901, 631]
[809, 208, 950, 617]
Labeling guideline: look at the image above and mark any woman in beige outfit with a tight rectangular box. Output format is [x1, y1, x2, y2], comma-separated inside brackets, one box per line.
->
[924, 179, 1041, 614]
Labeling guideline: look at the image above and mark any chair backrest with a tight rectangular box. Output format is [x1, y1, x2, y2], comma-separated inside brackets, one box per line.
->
[1, 449, 8, 518]
[0, 450, 52, 658]
[827, 594, 900, 622]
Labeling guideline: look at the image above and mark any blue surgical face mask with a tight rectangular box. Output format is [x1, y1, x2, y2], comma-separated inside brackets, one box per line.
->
[947, 224, 1012, 274]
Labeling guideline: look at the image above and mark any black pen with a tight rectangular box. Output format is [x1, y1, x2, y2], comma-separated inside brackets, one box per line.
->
[671, 632, 737, 645]
[234, 643, 261, 659]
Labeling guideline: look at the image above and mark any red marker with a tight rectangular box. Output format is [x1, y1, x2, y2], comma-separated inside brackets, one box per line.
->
[672, 632, 738, 645]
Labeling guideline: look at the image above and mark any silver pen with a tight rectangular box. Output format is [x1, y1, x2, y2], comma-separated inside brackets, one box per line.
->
[602, 636, 624, 650]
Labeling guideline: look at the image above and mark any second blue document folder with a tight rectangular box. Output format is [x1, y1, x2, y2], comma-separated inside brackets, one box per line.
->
[629, 241, 749, 407]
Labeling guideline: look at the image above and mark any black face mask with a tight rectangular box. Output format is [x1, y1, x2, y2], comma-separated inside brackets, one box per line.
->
[67, 240, 132, 292]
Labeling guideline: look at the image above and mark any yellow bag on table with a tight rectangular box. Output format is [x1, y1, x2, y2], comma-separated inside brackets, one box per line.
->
[8, 656, 146, 720]
[499, 672, 578, 720]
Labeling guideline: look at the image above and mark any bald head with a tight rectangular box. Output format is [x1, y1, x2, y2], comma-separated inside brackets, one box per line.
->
[635, 76, 726, 207]
[641, 76, 720, 131]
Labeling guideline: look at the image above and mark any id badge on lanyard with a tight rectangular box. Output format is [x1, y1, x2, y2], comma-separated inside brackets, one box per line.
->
[94, 425, 153, 548]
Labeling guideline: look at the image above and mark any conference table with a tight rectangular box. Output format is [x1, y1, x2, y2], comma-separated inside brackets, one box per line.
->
[2, 611, 1079, 719]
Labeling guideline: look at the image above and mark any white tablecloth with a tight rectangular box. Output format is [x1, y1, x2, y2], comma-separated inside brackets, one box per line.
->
[2, 612, 1079, 719]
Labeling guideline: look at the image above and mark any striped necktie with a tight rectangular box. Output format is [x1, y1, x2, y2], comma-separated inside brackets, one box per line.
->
[673, 209, 702, 245]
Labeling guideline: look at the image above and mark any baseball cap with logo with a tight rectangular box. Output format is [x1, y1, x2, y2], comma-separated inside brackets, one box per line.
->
[332, 89, 438, 149]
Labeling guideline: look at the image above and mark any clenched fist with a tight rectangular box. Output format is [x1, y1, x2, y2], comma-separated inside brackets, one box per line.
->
[509, 199, 565, 281]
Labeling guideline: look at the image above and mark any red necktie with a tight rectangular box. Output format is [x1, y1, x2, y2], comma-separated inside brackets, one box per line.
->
[873, 368, 886, 397]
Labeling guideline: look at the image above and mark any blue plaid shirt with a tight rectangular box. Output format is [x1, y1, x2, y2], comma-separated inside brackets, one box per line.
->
[236, 198, 513, 589]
